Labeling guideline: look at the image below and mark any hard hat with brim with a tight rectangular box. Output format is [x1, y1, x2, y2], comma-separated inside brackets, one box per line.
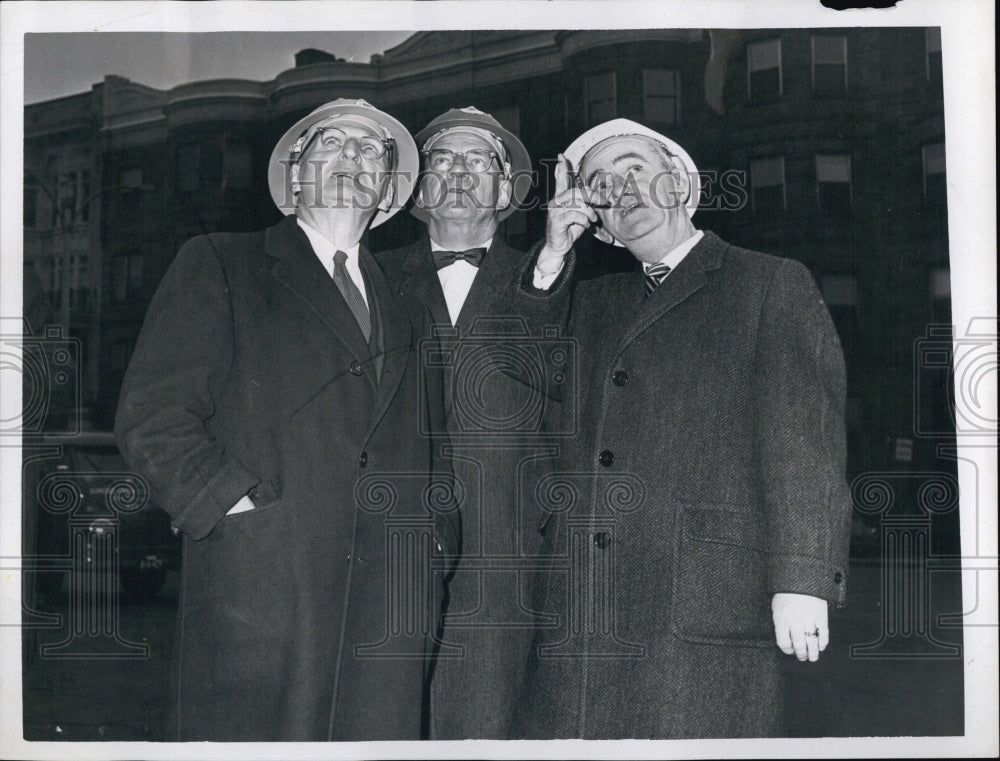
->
[564, 118, 700, 245]
[268, 99, 418, 228]
[411, 106, 532, 223]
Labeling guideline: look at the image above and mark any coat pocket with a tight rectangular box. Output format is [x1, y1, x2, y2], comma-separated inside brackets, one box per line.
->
[670, 504, 774, 648]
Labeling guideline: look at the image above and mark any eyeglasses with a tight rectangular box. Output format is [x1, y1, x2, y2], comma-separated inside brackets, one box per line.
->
[312, 127, 393, 161]
[422, 148, 499, 174]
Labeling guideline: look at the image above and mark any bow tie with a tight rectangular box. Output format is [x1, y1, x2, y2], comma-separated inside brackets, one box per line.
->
[432, 247, 487, 270]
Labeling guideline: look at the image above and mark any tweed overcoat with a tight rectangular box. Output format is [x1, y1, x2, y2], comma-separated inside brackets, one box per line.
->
[508, 231, 852, 739]
[375, 235, 560, 738]
[115, 216, 457, 741]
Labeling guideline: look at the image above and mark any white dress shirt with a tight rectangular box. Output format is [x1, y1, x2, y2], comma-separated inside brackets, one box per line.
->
[643, 229, 703, 276]
[431, 237, 493, 325]
[297, 217, 368, 307]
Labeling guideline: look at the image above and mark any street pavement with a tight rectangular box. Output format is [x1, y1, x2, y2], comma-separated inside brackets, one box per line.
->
[21, 553, 964, 740]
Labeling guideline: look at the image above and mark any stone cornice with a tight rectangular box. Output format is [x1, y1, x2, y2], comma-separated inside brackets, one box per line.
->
[555, 29, 704, 59]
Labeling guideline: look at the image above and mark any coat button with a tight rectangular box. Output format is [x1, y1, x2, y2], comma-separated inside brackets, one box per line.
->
[598, 450, 614, 467]
[359, 451, 368, 468]
[612, 370, 628, 386]
[593, 532, 611, 549]
[834, 571, 843, 584]
[350, 360, 364, 375]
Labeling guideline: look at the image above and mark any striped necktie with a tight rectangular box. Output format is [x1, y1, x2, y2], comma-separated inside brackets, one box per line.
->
[333, 250, 371, 341]
[644, 262, 672, 296]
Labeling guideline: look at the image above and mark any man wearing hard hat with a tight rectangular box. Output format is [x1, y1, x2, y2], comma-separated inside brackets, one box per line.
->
[375, 107, 558, 739]
[116, 100, 457, 741]
[508, 118, 852, 738]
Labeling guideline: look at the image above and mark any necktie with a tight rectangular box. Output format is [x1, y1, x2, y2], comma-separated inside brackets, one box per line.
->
[644, 262, 672, 296]
[432, 247, 487, 270]
[332, 250, 371, 341]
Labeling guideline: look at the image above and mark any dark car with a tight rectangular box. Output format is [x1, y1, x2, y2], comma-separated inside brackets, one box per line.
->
[23, 432, 181, 603]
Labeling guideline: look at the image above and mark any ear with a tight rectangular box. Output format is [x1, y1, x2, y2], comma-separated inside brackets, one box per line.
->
[593, 226, 617, 245]
[496, 177, 512, 211]
[671, 164, 693, 208]
[377, 177, 395, 213]
[289, 162, 300, 190]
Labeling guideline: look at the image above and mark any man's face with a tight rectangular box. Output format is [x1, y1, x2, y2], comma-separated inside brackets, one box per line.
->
[418, 130, 510, 224]
[579, 136, 690, 248]
[293, 120, 393, 214]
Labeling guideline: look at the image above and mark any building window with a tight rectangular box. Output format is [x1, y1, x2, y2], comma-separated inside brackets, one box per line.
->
[178, 145, 201, 193]
[643, 69, 680, 125]
[79, 171, 91, 222]
[926, 28, 943, 87]
[750, 156, 785, 214]
[821, 273, 861, 365]
[585, 72, 617, 127]
[223, 142, 253, 189]
[812, 36, 847, 96]
[929, 266, 951, 323]
[922, 143, 946, 206]
[816, 154, 852, 212]
[747, 39, 782, 103]
[53, 172, 79, 229]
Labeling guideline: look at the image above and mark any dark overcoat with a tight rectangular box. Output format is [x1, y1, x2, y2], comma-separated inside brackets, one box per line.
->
[115, 216, 457, 741]
[375, 235, 559, 738]
[508, 231, 852, 739]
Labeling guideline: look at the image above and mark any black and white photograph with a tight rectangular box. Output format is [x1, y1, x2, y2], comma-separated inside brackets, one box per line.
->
[1, 1, 996, 759]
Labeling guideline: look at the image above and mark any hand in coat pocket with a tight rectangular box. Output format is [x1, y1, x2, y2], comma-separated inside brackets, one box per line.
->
[772, 592, 830, 662]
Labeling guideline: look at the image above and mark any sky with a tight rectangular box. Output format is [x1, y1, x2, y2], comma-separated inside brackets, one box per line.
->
[24, 32, 413, 104]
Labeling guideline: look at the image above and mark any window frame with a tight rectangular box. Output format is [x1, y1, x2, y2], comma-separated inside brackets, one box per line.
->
[811, 35, 848, 96]
[925, 28, 943, 83]
[584, 71, 618, 127]
[749, 155, 786, 214]
[642, 68, 681, 125]
[747, 38, 783, 103]
[815, 153, 853, 212]
[922, 143, 946, 205]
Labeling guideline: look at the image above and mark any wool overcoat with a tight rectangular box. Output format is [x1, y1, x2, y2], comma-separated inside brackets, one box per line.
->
[375, 235, 561, 738]
[115, 216, 457, 741]
[508, 231, 852, 739]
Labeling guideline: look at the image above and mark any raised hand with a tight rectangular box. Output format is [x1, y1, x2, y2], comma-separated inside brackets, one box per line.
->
[536, 154, 599, 275]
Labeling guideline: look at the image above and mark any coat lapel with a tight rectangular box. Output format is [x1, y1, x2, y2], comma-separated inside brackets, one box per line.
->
[454, 237, 522, 334]
[267, 217, 375, 390]
[361, 247, 413, 436]
[616, 231, 728, 354]
[398, 238, 452, 326]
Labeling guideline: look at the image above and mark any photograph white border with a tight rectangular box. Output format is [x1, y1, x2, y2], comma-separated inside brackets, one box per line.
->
[1, 2, 995, 759]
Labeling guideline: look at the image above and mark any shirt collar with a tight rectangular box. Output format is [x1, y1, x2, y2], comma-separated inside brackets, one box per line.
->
[297, 217, 361, 262]
[430, 237, 493, 253]
[643, 229, 704, 273]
